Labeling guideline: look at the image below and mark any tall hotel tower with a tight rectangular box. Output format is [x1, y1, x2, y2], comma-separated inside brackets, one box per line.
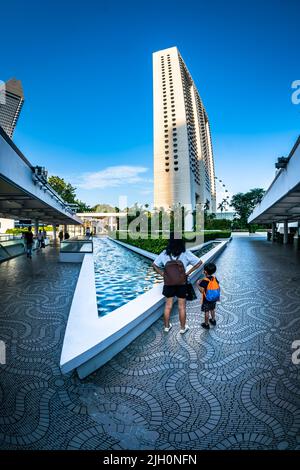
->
[153, 47, 216, 223]
[0, 78, 24, 139]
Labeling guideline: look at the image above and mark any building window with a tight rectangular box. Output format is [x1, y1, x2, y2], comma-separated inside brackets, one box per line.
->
[172, 118, 176, 122]
[165, 139, 169, 143]
[174, 167, 178, 171]
[165, 169, 169, 172]
[164, 124, 168, 128]
[173, 138, 177, 142]
[165, 145, 169, 149]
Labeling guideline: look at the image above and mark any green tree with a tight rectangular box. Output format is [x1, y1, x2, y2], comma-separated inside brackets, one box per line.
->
[48, 176, 76, 203]
[75, 200, 91, 212]
[91, 203, 116, 212]
[48, 175, 90, 212]
[231, 188, 265, 229]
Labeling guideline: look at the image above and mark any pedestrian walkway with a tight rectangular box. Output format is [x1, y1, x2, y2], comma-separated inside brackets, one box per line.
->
[0, 235, 300, 450]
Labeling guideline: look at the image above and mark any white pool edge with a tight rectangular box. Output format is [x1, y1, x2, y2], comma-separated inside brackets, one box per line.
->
[60, 237, 229, 379]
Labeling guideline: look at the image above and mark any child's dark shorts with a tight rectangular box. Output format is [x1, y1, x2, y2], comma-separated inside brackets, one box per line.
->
[201, 300, 216, 312]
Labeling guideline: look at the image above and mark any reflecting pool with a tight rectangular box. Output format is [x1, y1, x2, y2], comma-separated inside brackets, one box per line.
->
[94, 238, 220, 316]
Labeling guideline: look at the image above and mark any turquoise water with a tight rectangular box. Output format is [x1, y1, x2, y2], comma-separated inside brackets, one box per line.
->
[94, 238, 219, 316]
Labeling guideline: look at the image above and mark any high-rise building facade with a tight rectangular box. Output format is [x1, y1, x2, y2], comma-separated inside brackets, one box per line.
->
[0, 78, 24, 139]
[153, 47, 216, 220]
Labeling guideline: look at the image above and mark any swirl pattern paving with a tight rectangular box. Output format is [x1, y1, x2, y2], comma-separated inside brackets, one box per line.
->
[0, 235, 300, 450]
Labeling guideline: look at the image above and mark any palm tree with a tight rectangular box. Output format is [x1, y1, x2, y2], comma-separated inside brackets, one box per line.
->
[217, 198, 229, 213]
[204, 199, 210, 212]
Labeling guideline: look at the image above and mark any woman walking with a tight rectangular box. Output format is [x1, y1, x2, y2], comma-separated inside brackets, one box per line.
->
[152, 236, 203, 334]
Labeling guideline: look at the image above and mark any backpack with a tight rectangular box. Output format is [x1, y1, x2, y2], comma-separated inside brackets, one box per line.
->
[164, 255, 186, 286]
[203, 276, 220, 302]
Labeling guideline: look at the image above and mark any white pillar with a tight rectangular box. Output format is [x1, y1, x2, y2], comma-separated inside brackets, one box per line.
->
[34, 219, 39, 236]
[283, 220, 288, 244]
[109, 216, 114, 231]
[52, 224, 57, 245]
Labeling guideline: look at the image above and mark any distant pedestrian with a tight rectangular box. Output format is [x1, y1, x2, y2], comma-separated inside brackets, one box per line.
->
[58, 230, 64, 243]
[24, 227, 34, 259]
[37, 230, 43, 250]
[197, 262, 220, 329]
[64, 231, 70, 240]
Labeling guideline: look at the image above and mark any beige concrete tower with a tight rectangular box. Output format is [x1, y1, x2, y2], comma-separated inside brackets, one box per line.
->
[153, 47, 216, 220]
[0, 78, 24, 139]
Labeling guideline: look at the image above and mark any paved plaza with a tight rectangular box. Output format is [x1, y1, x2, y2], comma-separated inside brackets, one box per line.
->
[0, 235, 300, 450]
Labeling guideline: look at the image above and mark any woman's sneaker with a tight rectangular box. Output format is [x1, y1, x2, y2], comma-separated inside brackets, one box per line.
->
[201, 322, 210, 329]
[164, 323, 173, 333]
[180, 325, 190, 334]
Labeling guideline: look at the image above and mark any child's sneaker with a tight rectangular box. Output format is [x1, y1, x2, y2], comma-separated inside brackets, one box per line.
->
[179, 324, 190, 334]
[164, 323, 173, 333]
[201, 322, 210, 329]
[209, 319, 216, 326]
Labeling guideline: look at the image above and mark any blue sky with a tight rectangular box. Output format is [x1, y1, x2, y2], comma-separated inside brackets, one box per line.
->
[1, 0, 299, 207]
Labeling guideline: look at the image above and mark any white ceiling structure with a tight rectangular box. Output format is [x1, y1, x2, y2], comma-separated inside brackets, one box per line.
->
[0, 127, 82, 225]
[249, 136, 300, 224]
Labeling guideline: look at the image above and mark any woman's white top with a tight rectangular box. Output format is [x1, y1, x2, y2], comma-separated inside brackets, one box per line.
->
[153, 250, 201, 271]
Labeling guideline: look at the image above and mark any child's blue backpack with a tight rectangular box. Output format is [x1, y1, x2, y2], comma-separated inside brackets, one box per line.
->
[204, 276, 220, 302]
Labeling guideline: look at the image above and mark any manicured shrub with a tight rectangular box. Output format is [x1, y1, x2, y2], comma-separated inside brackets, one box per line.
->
[115, 231, 231, 254]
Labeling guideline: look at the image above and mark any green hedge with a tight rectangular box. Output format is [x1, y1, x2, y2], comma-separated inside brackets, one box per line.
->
[116, 231, 231, 255]
[6, 226, 53, 235]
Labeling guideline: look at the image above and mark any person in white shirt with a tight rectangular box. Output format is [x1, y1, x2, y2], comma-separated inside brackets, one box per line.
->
[152, 236, 202, 334]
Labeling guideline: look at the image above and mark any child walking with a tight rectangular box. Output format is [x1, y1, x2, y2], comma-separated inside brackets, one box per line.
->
[197, 262, 220, 329]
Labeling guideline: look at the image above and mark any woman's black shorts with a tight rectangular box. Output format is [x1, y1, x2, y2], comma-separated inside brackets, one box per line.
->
[162, 284, 187, 299]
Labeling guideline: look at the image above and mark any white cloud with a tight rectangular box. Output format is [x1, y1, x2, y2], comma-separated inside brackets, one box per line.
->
[75, 165, 149, 189]
[139, 189, 153, 195]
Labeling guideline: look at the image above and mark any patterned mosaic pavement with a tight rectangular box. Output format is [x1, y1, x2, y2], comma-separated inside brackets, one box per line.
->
[0, 234, 300, 450]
